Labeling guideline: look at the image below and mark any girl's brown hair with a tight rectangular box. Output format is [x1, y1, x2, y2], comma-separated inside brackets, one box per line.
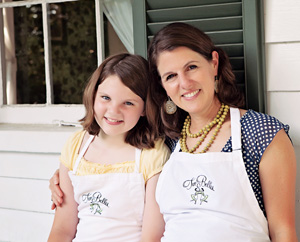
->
[80, 53, 159, 149]
[147, 22, 244, 139]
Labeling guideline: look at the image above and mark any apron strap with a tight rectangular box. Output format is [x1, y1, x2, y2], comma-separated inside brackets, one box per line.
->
[134, 148, 142, 173]
[230, 107, 242, 151]
[174, 140, 181, 153]
[72, 134, 95, 174]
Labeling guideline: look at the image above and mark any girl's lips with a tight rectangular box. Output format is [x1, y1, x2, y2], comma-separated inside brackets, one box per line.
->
[105, 117, 123, 124]
[182, 89, 200, 98]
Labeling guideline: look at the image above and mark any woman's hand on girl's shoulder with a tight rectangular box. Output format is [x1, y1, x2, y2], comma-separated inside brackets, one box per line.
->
[49, 169, 63, 210]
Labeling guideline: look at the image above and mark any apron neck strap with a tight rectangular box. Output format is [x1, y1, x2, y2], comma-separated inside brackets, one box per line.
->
[72, 134, 95, 174]
[134, 148, 142, 173]
[72, 135, 142, 174]
[230, 107, 242, 151]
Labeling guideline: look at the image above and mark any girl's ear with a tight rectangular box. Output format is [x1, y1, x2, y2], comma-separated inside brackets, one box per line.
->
[211, 51, 219, 76]
[141, 109, 145, 117]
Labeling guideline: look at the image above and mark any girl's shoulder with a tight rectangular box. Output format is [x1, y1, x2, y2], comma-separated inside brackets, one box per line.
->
[141, 138, 171, 160]
[60, 129, 86, 170]
[140, 138, 171, 182]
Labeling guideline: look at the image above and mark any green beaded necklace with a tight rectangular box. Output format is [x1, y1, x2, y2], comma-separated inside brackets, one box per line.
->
[180, 103, 229, 153]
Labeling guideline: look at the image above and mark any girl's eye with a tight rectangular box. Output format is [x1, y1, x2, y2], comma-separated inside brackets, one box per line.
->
[166, 73, 177, 81]
[101, 96, 110, 101]
[125, 101, 134, 106]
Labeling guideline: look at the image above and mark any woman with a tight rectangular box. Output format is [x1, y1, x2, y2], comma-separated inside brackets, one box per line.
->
[50, 23, 297, 241]
[146, 22, 297, 241]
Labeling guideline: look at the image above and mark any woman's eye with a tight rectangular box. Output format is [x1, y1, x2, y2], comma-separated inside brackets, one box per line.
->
[101, 96, 110, 101]
[188, 65, 197, 70]
[166, 73, 176, 81]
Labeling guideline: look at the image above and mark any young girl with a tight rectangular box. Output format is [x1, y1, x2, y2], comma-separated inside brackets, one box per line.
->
[47, 53, 170, 241]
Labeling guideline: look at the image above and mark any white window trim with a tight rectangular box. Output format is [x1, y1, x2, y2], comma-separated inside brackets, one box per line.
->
[0, 0, 104, 125]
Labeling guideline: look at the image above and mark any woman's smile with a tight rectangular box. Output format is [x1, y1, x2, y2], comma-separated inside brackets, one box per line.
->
[182, 89, 200, 98]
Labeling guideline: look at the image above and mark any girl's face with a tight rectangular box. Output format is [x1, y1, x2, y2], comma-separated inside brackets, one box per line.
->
[94, 74, 145, 138]
[157, 46, 219, 116]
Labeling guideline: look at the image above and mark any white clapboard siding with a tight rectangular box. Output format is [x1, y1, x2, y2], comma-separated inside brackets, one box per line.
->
[266, 43, 300, 91]
[0, 124, 81, 153]
[0, 126, 80, 242]
[0, 209, 54, 242]
[264, 0, 300, 238]
[0, 152, 60, 179]
[0, 177, 54, 213]
[0, 105, 85, 124]
[264, 0, 300, 43]
[267, 92, 300, 145]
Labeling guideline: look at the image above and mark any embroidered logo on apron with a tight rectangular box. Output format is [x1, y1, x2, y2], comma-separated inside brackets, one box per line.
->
[183, 175, 215, 205]
[82, 192, 109, 215]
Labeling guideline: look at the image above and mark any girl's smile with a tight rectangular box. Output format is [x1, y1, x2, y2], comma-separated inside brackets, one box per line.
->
[94, 74, 145, 138]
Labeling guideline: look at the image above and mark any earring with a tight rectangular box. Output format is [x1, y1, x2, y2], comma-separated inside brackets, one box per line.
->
[214, 76, 219, 94]
[165, 97, 177, 114]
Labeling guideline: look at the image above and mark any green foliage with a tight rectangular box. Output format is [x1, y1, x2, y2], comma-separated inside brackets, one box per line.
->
[14, 0, 97, 104]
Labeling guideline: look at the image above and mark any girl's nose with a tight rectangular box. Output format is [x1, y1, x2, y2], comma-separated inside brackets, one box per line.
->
[108, 102, 120, 114]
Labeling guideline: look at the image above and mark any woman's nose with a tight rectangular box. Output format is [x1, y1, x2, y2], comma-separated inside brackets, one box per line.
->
[178, 73, 192, 89]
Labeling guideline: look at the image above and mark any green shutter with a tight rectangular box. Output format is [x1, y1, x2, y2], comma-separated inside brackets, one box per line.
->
[133, 0, 265, 112]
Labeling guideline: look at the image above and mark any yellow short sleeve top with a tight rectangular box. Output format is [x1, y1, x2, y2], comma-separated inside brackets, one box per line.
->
[60, 130, 171, 182]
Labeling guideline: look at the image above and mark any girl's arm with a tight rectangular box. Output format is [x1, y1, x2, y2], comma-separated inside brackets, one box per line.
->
[48, 163, 79, 241]
[141, 173, 165, 242]
[259, 129, 298, 242]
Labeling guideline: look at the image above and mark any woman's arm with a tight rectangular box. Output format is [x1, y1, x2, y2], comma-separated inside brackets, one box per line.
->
[141, 173, 165, 242]
[259, 129, 298, 242]
[48, 163, 79, 241]
[49, 169, 64, 210]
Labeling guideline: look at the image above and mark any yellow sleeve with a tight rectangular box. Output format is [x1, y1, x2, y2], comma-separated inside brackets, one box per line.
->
[140, 138, 171, 182]
[59, 130, 86, 171]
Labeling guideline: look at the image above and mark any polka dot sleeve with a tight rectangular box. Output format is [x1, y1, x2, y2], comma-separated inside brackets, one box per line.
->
[222, 109, 290, 215]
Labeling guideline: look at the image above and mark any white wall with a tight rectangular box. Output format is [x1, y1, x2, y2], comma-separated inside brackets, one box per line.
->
[264, 0, 300, 238]
[0, 125, 80, 241]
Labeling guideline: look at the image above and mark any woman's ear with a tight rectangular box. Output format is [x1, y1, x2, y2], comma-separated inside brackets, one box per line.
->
[211, 51, 219, 75]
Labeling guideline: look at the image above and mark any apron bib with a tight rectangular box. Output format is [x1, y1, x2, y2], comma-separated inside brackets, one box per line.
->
[156, 108, 270, 242]
[69, 135, 145, 242]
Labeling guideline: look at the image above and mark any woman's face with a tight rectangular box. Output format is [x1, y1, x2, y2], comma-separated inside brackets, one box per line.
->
[157, 46, 219, 116]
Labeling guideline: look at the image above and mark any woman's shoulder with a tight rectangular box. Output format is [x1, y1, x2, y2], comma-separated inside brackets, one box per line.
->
[239, 109, 290, 160]
[240, 109, 289, 133]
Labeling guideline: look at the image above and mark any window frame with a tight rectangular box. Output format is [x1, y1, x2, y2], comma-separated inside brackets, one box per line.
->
[0, 0, 105, 125]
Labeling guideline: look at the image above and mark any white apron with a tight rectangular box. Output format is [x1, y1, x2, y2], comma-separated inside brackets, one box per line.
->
[156, 108, 270, 242]
[69, 135, 145, 242]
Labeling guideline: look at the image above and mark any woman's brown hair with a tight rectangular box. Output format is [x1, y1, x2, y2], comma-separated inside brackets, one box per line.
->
[147, 22, 244, 139]
[80, 53, 159, 149]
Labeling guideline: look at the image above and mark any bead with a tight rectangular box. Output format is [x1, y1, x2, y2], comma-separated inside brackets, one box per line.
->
[180, 103, 229, 153]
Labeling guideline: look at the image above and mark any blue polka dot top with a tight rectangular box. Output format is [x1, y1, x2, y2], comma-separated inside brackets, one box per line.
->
[165, 109, 290, 216]
[222, 109, 290, 215]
